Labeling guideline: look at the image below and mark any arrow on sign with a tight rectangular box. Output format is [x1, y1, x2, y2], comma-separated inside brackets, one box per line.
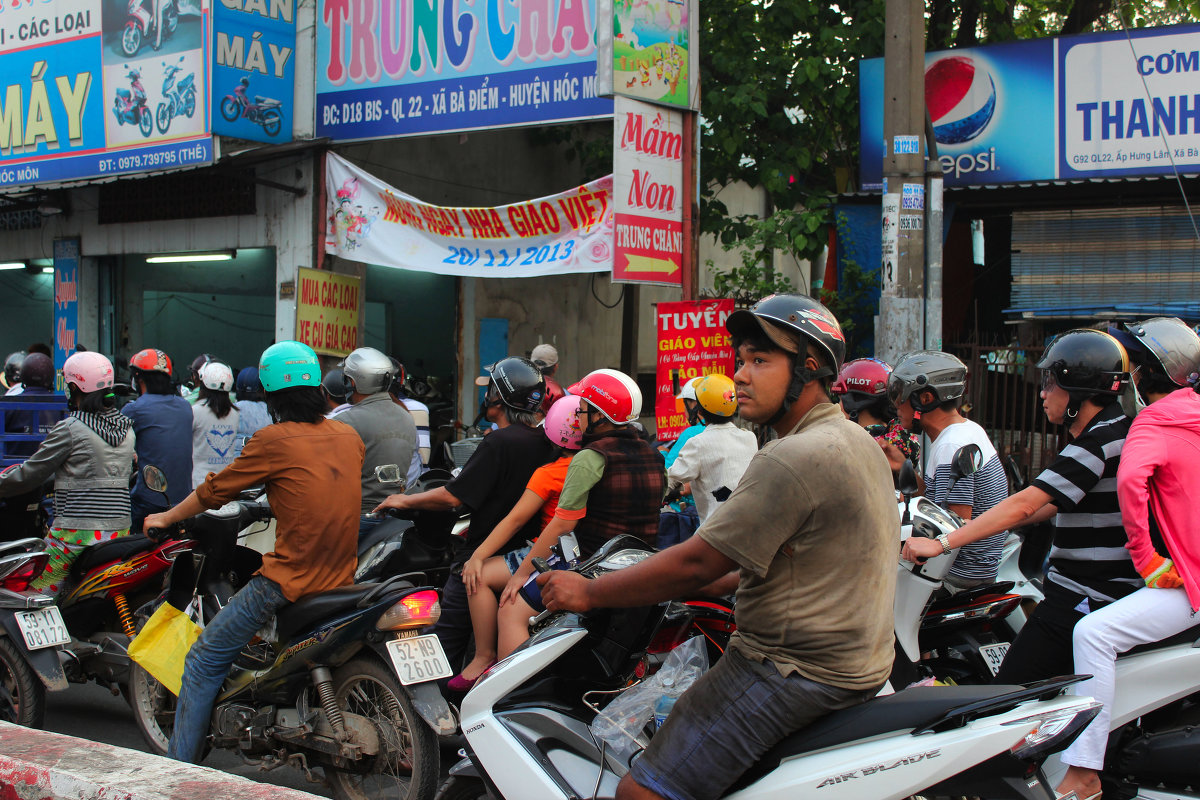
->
[624, 255, 679, 274]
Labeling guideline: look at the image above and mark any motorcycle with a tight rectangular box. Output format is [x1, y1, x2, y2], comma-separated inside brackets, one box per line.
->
[356, 467, 461, 588]
[155, 57, 195, 134]
[113, 66, 154, 138]
[0, 538, 67, 728]
[121, 0, 177, 58]
[127, 466, 454, 800]
[219, 77, 284, 137]
[442, 537, 1105, 800]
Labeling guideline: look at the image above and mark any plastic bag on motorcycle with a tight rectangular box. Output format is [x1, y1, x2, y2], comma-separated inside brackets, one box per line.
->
[590, 636, 708, 764]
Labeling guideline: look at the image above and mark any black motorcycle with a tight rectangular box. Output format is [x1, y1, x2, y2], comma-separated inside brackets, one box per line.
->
[0, 538, 68, 727]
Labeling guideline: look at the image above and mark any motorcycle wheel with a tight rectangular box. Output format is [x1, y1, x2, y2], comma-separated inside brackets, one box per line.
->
[139, 110, 153, 137]
[128, 662, 174, 756]
[165, 7, 178, 35]
[219, 96, 240, 123]
[184, 92, 195, 118]
[326, 657, 439, 800]
[434, 776, 488, 800]
[262, 109, 283, 137]
[121, 25, 141, 58]
[156, 103, 171, 134]
[0, 635, 46, 728]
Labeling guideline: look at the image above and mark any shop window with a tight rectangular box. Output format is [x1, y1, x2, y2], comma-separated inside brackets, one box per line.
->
[98, 170, 255, 224]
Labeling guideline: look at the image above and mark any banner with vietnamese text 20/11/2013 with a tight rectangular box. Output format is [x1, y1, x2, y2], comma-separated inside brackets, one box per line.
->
[324, 153, 616, 278]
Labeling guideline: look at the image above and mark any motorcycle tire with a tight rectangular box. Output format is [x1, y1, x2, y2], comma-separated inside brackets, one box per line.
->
[127, 661, 173, 756]
[121, 24, 142, 58]
[434, 776, 488, 800]
[219, 96, 240, 123]
[165, 7, 178, 35]
[326, 657, 439, 800]
[0, 634, 46, 728]
[262, 108, 282, 137]
[184, 92, 195, 118]
[138, 110, 153, 137]
[155, 103, 170, 135]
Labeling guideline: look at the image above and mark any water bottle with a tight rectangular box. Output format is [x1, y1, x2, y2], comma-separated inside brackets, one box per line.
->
[653, 678, 678, 731]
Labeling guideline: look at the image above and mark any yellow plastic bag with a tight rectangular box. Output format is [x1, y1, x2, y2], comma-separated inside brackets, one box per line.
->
[128, 601, 202, 696]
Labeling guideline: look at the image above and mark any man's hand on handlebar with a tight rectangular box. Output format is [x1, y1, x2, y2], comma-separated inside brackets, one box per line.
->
[372, 494, 411, 515]
[537, 571, 592, 613]
[901, 536, 942, 564]
[142, 511, 172, 541]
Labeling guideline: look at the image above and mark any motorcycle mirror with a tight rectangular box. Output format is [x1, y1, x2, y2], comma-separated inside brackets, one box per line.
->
[142, 465, 168, 494]
[374, 463, 406, 487]
[897, 459, 919, 497]
[950, 443, 983, 480]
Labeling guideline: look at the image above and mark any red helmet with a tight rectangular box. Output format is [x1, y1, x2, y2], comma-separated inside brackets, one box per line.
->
[129, 348, 172, 375]
[832, 358, 891, 397]
[569, 369, 641, 424]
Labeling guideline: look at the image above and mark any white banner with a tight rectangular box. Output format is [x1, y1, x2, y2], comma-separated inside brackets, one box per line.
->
[324, 153, 615, 278]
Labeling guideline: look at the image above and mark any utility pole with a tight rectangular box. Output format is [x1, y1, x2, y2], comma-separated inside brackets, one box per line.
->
[878, 0, 927, 364]
[924, 111, 945, 351]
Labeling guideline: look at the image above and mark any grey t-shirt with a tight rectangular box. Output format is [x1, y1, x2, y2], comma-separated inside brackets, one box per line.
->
[698, 402, 899, 690]
[338, 393, 418, 514]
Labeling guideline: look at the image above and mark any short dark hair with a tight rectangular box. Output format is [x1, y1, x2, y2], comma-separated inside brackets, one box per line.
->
[69, 386, 115, 413]
[135, 370, 174, 396]
[698, 407, 729, 425]
[198, 386, 235, 418]
[266, 386, 327, 424]
[731, 330, 787, 357]
[1139, 370, 1179, 396]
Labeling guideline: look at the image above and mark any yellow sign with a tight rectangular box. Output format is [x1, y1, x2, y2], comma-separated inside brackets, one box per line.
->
[295, 267, 361, 357]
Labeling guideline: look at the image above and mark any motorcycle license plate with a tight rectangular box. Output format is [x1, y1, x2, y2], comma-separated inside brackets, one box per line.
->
[979, 642, 1010, 676]
[386, 634, 453, 685]
[15, 605, 70, 650]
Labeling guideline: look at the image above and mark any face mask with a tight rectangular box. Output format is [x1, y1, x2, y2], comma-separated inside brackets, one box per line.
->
[1118, 381, 1146, 419]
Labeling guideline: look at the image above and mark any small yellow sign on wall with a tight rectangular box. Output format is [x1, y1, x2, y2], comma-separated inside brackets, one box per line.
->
[295, 267, 361, 357]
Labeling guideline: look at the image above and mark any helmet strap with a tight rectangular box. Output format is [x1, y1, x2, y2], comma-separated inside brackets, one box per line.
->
[765, 360, 833, 428]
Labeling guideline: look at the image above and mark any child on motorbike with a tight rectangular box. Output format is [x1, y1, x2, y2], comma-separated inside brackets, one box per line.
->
[453, 395, 584, 690]
[831, 357, 920, 475]
[190, 361, 239, 488]
[0, 352, 135, 595]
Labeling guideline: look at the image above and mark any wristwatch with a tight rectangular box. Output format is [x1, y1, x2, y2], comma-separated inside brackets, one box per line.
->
[936, 533, 953, 555]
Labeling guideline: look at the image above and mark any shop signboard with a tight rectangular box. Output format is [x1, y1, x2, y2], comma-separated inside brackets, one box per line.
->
[595, 0, 698, 110]
[654, 299, 735, 442]
[859, 23, 1200, 189]
[53, 238, 80, 383]
[324, 152, 615, 278]
[295, 267, 361, 357]
[314, 0, 613, 140]
[212, 0, 295, 142]
[612, 96, 683, 286]
[0, 0, 213, 189]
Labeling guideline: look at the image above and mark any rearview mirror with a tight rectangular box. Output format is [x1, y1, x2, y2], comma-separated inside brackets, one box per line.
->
[142, 465, 168, 494]
[897, 460, 919, 496]
[950, 443, 983, 480]
[374, 464, 406, 488]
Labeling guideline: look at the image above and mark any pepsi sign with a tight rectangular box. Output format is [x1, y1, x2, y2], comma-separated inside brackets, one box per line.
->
[927, 56, 996, 144]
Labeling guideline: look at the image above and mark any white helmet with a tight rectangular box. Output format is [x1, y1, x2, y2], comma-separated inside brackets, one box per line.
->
[199, 361, 235, 392]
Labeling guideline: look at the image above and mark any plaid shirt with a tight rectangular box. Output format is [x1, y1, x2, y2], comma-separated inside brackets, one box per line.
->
[574, 428, 667, 555]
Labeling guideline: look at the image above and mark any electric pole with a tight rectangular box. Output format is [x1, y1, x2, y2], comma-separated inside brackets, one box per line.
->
[878, 0, 927, 364]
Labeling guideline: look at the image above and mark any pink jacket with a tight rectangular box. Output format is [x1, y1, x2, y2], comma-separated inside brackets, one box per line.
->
[1117, 387, 1200, 610]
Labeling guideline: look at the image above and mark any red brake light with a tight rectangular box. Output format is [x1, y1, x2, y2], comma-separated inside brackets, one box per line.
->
[1, 553, 48, 592]
[401, 590, 440, 620]
[377, 589, 442, 630]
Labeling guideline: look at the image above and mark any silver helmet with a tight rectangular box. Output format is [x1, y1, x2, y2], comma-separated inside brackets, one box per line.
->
[341, 347, 395, 396]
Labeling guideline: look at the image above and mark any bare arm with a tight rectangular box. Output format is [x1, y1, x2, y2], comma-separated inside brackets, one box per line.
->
[142, 491, 207, 533]
[373, 485, 462, 514]
[902, 484, 1055, 563]
[463, 489, 544, 595]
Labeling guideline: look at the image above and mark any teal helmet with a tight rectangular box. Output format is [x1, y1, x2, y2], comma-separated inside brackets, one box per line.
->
[259, 341, 321, 392]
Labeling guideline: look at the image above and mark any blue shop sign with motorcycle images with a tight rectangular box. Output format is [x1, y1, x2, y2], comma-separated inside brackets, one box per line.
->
[0, 0, 212, 189]
[212, 0, 295, 142]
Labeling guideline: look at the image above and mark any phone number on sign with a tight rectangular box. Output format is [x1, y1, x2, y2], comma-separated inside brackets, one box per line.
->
[444, 242, 576, 268]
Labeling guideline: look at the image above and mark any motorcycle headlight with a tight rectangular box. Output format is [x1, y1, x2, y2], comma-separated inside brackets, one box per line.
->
[593, 549, 654, 572]
[914, 498, 962, 531]
[1007, 701, 1102, 759]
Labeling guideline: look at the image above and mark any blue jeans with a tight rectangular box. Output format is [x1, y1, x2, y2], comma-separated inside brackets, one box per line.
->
[167, 575, 288, 762]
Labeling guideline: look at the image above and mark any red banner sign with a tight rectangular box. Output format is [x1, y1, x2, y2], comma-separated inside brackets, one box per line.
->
[655, 299, 736, 441]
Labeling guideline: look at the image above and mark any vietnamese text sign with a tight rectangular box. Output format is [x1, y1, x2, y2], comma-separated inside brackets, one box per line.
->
[0, 0, 212, 188]
[212, 0, 295, 143]
[315, 0, 613, 140]
[53, 238, 80, 383]
[595, 0, 698, 110]
[859, 24, 1200, 188]
[325, 152, 615, 277]
[613, 96, 683, 285]
[296, 267, 361, 357]
[655, 299, 734, 441]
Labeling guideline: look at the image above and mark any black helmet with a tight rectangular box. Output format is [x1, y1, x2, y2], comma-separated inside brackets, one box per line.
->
[18, 353, 54, 390]
[475, 357, 545, 413]
[888, 351, 968, 413]
[240, 76, 250, 87]
[1113, 317, 1200, 388]
[321, 367, 349, 403]
[1036, 329, 1129, 411]
[235, 367, 264, 400]
[727, 294, 846, 373]
[4, 351, 25, 385]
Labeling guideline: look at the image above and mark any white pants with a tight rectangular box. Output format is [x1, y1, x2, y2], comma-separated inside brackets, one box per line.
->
[1061, 586, 1196, 770]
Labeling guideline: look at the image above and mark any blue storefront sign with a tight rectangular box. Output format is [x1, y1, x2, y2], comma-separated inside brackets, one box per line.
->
[858, 23, 1200, 189]
[212, 0, 295, 142]
[53, 238, 80, 382]
[315, 0, 613, 140]
[0, 0, 213, 189]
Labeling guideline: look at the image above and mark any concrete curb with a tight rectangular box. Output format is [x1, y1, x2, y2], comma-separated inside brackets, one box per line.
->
[0, 722, 326, 800]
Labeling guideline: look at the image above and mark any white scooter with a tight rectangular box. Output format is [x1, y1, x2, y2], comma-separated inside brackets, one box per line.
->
[440, 537, 1103, 800]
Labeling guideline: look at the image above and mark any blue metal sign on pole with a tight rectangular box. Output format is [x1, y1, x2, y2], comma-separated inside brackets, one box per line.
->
[53, 238, 80, 388]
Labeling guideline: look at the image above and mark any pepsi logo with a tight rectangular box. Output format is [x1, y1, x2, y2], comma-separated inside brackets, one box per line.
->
[925, 56, 997, 145]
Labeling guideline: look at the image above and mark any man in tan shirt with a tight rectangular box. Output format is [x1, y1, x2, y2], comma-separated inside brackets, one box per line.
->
[540, 295, 898, 800]
[144, 341, 364, 764]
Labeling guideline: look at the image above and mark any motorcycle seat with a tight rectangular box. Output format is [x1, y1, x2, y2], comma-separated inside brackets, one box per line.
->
[275, 583, 380, 644]
[1122, 621, 1200, 658]
[255, 96, 281, 107]
[730, 684, 1019, 791]
[69, 534, 156, 579]
[116, 88, 131, 99]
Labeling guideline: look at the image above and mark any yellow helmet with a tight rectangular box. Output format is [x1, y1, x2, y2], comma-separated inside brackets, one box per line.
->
[695, 373, 737, 418]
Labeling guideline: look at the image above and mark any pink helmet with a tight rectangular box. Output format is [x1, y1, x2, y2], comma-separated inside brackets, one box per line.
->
[62, 351, 115, 393]
[568, 368, 642, 424]
[544, 395, 584, 450]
